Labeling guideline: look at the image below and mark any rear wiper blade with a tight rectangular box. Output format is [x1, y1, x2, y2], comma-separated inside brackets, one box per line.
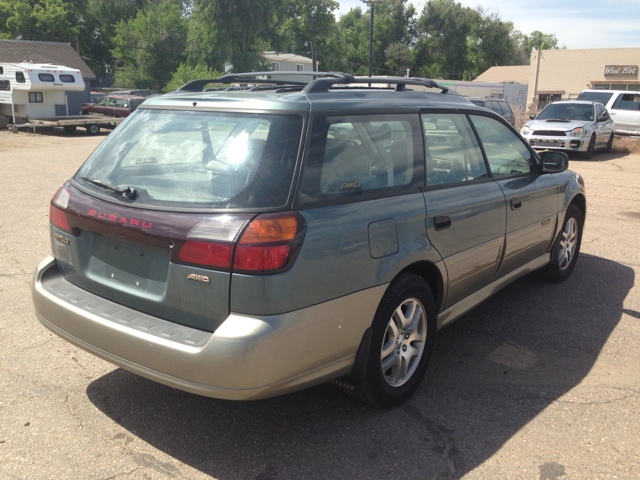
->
[81, 177, 138, 200]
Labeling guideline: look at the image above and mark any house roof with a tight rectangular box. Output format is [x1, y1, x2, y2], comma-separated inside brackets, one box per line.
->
[474, 65, 530, 83]
[0, 39, 96, 80]
[262, 52, 313, 64]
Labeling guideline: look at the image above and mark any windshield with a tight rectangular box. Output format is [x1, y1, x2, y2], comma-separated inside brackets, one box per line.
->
[74, 109, 303, 209]
[536, 103, 594, 121]
[577, 91, 613, 104]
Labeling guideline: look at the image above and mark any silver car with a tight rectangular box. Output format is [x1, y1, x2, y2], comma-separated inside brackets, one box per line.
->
[520, 100, 615, 159]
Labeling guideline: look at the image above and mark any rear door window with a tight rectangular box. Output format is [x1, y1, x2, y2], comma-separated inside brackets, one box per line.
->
[75, 110, 303, 209]
[470, 115, 533, 177]
[612, 93, 640, 110]
[297, 114, 423, 204]
[115, 99, 129, 108]
[422, 113, 488, 186]
[499, 101, 513, 114]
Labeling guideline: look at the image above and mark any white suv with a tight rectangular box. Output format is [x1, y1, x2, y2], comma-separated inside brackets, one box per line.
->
[578, 89, 640, 135]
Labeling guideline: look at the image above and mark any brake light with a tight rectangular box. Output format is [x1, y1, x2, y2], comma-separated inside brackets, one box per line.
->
[178, 241, 233, 269]
[50, 204, 70, 231]
[233, 214, 305, 273]
[50, 186, 71, 232]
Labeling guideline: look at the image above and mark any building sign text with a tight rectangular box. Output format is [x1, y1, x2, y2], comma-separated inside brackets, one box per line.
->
[604, 65, 638, 76]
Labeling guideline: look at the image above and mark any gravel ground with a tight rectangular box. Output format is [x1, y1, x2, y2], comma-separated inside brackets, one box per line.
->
[0, 129, 639, 480]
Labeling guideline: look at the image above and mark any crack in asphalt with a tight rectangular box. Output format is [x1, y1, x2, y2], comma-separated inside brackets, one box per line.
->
[401, 404, 457, 479]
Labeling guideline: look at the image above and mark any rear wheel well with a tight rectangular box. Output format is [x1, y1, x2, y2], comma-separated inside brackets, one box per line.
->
[401, 261, 444, 313]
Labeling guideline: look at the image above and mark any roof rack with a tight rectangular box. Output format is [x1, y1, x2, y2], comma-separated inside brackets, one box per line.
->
[175, 71, 450, 95]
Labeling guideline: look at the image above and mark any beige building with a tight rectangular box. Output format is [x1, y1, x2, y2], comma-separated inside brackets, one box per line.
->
[474, 65, 530, 84]
[527, 47, 640, 111]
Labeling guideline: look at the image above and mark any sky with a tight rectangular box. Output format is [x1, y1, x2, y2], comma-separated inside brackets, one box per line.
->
[336, 0, 640, 50]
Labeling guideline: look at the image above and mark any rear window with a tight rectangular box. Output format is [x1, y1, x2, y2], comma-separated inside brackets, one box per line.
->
[577, 91, 613, 104]
[130, 99, 145, 109]
[469, 100, 485, 107]
[74, 109, 303, 210]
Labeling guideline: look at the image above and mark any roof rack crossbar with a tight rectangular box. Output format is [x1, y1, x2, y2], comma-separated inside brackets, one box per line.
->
[301, 75, 450, 94]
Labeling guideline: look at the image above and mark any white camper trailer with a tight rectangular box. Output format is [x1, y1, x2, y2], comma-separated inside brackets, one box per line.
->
[0, 63, 85, 123]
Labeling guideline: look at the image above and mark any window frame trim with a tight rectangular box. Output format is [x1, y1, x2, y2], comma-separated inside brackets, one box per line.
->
[28, 92, 44, 103]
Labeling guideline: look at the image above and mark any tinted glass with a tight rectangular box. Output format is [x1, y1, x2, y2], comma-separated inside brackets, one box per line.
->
[38, 73, 54, 82]
[423, 114, 488, 186]
[75, 110, 303, 209]
[499, 101, 513, 114]
[577, 91, 614, 104]
[469, 100, 485, 107]
[0, 80, 8, 91]
[536, 103, 594, 121]
[16, 72, 25, 83]
[298, 114, 422, 204]
[470, 115, 533, 177]
[612, 93, 640, 111]
[59, 74, 75, 83]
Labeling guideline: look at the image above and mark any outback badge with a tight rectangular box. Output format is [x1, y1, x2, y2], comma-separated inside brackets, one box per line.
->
[187, 273, 210, 283]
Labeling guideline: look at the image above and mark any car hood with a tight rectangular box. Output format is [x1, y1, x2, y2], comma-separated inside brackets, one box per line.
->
[526, 119, 590, 131]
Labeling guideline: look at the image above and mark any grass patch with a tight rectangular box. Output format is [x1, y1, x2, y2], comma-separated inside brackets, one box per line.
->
[613, 136, 640, 154]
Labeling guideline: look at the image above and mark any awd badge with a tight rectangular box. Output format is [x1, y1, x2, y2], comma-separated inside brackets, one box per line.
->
[187, 273, 210, 283]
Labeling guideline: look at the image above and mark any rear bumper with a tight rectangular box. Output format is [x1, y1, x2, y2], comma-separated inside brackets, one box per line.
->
[32, 256, 386, 400]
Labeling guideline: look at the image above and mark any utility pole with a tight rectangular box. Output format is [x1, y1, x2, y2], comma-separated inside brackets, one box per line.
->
[361, 0, 384, 78]
[75, 35, 79, 55]
[304, 40, 316, 72]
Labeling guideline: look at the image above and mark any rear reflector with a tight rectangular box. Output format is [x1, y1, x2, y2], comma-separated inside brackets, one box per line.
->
[50, 204, 70, 232]
[234, 245, 290, 271]
[178, 241, 233, 269]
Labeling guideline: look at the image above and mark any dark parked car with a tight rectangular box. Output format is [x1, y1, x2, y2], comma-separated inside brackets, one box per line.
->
[466, 97, 516, 126]
[33, 72, 585, 407]
[80, 94, 146, 117]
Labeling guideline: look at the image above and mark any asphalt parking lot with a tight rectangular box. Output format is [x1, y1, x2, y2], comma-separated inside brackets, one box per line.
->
[0, 129, 639, 480]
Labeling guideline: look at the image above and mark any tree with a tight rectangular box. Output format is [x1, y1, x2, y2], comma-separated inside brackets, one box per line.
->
[415, 0, 472, 79]
[526, 30, 559, 52]
[0, 0, 78, 41]
[188, 0, 287, 72]
[111, 1, 188, 91]
[278, 0, 338, 70]
[163, 62, 221, 92]
[467, 9, 518, 78]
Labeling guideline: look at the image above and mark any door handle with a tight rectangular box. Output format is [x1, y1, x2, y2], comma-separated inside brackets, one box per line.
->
[434, 215, 452, 230]
[510, 198, 522, 210]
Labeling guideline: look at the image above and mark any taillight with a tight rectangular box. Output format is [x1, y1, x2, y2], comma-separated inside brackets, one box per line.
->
[233, 213, 306, 274]
[173, 213, 306, 274]
[50, 186, 71, 233]
[178, 241, 233, 269]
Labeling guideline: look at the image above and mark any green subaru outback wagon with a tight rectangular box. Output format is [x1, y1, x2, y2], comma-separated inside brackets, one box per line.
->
[32, 72, 585, 407]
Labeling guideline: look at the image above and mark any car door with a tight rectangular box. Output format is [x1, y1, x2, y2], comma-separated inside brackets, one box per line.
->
[114, 98, 129, 117]
[91, 97, 108, 114]
[104, 97, 117, 116]
[289, 113, 435, 312]
[470, 114, 560, 279]
[498, 101, 516, 126]
[421, 113, 506, 310]
[594, 103, 614, 146]
[609, 93, 640, 135]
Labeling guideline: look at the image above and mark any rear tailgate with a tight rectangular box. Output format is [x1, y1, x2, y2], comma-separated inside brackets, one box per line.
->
[51, 184, 252, 332]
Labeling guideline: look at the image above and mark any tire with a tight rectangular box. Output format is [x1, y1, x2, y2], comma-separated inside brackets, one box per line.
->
[582, 135, 595, 159]
[86, 124, 100, 135]
[605, 133, 614, 153]
[63, 125, 77, 134]
[351, 273, 437, 407]
[538, 204, 583, 282]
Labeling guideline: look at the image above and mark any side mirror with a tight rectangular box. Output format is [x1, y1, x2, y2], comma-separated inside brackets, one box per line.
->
[529, 114, 536, 120]
[540, 151, 569, 173]
[598, 115, 608, 122]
